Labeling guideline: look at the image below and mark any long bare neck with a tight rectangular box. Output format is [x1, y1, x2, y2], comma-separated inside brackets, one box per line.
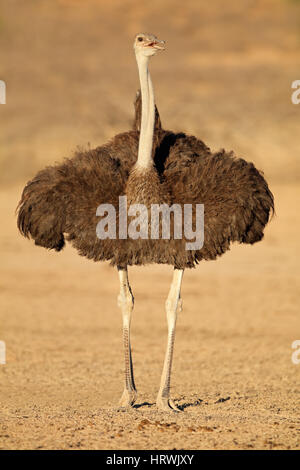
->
[135, 54, 155, 169]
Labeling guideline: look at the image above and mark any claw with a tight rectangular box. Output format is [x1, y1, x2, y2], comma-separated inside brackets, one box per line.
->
[119, 388, 137, 408]
[156, 396, 182, 412]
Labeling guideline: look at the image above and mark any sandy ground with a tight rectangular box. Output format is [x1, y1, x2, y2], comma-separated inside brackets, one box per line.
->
[0, 0, 300, 451]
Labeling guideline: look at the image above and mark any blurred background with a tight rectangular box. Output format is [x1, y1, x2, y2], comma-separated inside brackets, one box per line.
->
[0, 0, 300, 184]
[0, 0, 300, 450]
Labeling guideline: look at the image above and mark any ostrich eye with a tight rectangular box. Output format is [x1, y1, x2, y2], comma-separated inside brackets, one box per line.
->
[137, 37, 143, 42]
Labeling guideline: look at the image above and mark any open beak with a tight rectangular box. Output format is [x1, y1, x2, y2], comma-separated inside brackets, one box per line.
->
[147, 39, 166, 50]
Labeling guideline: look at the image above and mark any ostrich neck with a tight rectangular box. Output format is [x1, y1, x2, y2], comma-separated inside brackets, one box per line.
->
[136, 54, 155, 169]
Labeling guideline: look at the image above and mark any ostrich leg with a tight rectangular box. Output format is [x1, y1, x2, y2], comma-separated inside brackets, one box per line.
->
[117, 266, 137, 407]
[157, 268, 184, 411]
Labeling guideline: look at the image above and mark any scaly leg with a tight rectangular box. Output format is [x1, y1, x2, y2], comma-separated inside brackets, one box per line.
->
[117, 266, 137, 408]
[156, 268, 184, 412]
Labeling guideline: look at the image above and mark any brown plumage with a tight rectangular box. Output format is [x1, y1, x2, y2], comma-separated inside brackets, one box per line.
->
[17, 91, 274, 269]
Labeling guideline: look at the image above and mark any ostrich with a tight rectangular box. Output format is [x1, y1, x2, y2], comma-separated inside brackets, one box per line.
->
[17, 33, 274, 412]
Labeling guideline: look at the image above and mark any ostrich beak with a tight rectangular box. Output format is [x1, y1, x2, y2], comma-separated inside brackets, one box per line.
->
[148, 39, 166, 50]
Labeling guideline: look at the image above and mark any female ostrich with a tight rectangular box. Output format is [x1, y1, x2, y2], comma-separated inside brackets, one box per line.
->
[17, 33, 274, 412]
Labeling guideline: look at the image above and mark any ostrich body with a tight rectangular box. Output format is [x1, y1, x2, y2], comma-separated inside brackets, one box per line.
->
[17, 34, 274, 411]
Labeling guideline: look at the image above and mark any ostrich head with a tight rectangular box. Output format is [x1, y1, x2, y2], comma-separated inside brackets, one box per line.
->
[134, 33, 165, 57]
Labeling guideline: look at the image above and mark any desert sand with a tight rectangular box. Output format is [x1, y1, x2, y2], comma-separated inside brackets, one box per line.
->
[0, 0, 299, 450]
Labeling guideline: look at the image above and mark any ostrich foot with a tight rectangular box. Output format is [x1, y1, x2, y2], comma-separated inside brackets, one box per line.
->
[118, 389, 137, 409]
[156, 396, 182, 412]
